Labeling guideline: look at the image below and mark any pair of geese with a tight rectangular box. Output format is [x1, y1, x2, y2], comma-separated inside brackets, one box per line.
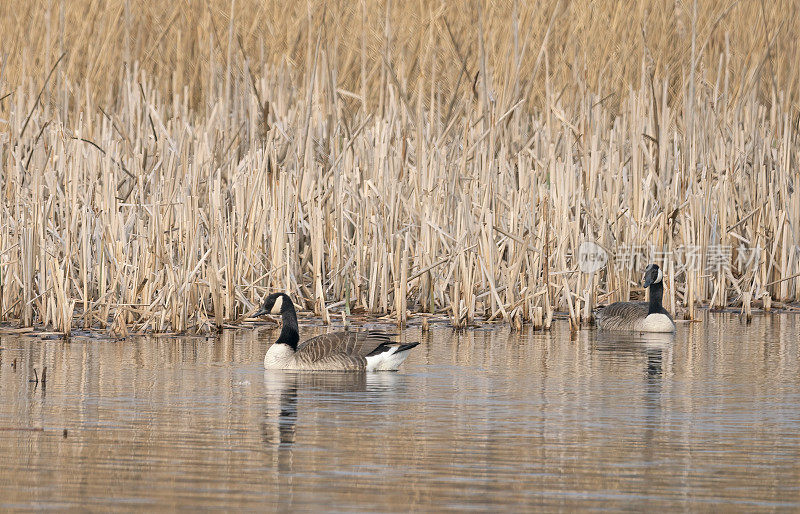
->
[255, 263, 675, 372]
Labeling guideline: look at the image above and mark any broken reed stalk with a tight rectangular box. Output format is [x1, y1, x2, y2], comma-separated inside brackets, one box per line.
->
[0, 1, 798, 334]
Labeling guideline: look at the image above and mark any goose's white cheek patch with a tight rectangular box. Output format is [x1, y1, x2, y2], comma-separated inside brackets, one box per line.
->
[271, 296, 283, 315]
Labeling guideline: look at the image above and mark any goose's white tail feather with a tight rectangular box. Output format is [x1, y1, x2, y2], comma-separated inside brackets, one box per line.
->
[365, 347, 412, 371]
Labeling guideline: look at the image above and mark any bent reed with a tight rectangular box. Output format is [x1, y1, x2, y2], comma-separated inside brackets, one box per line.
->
[0, 1, 798, 334]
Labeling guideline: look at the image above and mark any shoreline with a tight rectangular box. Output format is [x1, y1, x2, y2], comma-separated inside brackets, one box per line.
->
[1, 304, 798, 340]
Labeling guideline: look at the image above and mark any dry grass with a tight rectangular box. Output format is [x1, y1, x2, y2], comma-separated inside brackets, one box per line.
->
[0, 0, 798, 333]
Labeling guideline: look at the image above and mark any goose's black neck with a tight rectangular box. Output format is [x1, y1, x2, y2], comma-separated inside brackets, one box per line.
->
[647, 280, 667, 315]
[276, 295, 300, 350]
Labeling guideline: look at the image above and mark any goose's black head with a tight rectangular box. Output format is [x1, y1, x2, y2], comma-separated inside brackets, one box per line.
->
[253, 293, 292, 318]
[642, 263, 663, 288]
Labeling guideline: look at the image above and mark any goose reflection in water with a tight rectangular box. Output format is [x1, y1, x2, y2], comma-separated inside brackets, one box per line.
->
[262, 372, 364, 447]
[592, 330, 674, 421]
[592, 331, 675, 399]
[261, 371, 404, 449]
[645, 347, 663, 379]
[592, 331, 675, 364]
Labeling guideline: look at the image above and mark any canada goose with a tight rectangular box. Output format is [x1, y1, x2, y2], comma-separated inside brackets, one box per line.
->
[596, 263, 676, 332]
[253, 293, 420, 371]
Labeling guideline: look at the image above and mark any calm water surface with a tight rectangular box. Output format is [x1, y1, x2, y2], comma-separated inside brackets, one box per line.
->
[1, 313, 800, 510]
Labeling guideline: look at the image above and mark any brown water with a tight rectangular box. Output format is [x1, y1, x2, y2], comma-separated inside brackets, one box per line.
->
[1, 313, 800, 510]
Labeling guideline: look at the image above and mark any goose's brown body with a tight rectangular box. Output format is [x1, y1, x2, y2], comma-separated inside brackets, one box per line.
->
[255, 293, 419, 371]
[264, 330, 397, 371]
[596, 301, 675, 332]
[596, 264, 676, 333]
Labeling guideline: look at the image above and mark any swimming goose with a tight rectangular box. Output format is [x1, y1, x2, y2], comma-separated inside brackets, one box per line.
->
[596, 263, 676, 332]
[253, 293, 420, 371]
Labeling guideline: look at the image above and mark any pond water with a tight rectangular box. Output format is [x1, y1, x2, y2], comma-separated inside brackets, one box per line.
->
[1, 312, 800, 510]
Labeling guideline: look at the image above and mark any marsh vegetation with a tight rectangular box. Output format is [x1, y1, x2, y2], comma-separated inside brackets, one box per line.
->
[0, 1, 798, 333]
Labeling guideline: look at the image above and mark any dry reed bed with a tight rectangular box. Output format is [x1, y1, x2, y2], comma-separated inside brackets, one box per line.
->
[0, 1, 798, 333]
[1, 69, 797, 333]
